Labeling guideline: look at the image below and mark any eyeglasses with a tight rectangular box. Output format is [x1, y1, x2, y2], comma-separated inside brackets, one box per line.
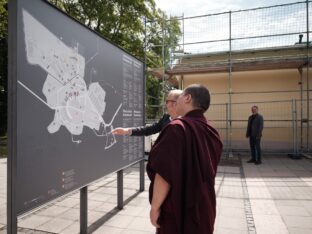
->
[165, 100, 176, 104]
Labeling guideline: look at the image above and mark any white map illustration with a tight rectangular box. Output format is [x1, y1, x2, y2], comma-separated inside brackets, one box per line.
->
[20, 9, 121, 149]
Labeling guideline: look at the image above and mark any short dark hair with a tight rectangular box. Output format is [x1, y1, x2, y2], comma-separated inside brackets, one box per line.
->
[184, 84, 210, 111]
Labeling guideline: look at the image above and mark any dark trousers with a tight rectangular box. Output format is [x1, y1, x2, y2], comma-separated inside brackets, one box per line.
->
[249, 137, 261, 162]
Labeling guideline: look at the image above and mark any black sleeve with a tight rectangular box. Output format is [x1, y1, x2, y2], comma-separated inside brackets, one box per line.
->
[131, 114, 170, 136]
[246, 116, 251, 137]
[258, 115, 264, 137]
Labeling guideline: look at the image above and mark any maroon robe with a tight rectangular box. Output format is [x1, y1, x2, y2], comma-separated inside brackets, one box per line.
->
[147, 109, 223, 234]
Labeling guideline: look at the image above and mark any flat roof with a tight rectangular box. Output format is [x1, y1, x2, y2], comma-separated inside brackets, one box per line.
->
[166, 44, 311, 75]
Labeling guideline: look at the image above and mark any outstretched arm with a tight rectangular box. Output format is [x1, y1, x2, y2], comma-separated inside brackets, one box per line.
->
[111, 127, 132, 135]
[132, 114, 170, 136]
[150, 173, 171, 228]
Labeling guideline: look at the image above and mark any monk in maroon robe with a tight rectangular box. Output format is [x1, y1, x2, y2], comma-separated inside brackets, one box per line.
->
[147, 84, 223, 234]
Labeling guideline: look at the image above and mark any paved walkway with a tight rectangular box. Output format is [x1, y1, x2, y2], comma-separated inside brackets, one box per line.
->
[0, 154, 312, 234]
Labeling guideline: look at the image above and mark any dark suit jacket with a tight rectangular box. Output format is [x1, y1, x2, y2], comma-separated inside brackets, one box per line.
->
[246, 114, 264, 138]
[131, 114, 170, 136]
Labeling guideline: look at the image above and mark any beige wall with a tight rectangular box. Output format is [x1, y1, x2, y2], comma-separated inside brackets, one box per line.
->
[182, 69, 311, 103]
[179, 68, 312, 151]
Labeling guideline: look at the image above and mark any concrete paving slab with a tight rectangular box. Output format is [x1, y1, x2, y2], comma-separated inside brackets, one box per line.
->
[253, 214, 288, 234]
[218, 198, 244, 208]
[87, 210, 109, 226]
[117, 204, 145, 216]
[36, 205, 70, 217]
[249, 200, 280, 215]
[216, 215, 248, 231]
[104, 214, 135, 228]
[0, 156, 312, 233]
[57, 208, 79, 221]
[214, 227, 248, 234]
[282, 216, 312, 229]
[288, 227, 312, 234]
[219, 206, 245, 218]
[59, 222, 79, 234]
[92, 225, 123, 234]
[126, 216, 155, 232]
[277, 206, 310, 217]
[18, 215, 51, 229]
[37, 217, 74, 233]
[54, 197, 80, 208]
[93, 202, 116, 213]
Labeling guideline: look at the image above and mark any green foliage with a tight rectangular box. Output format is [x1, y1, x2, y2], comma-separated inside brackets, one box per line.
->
[0, 135, 7, 157]
[50, 0, 181, 119]
[0, 0, 8, 136]
[0, 0, 7, 38]
[50, 0, 153, 59]
[146, 12, 181, 69]
[144, 13, 181, 118]
[146, 74, 163, 119]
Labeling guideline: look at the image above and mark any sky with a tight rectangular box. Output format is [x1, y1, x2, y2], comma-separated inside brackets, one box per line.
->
[155, 0, 303, 17]
[153, 0, 308, 55]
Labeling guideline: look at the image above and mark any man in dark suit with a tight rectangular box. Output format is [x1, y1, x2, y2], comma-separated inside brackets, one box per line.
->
[246, 105, 264, 165]
[111, 89, 182, 136]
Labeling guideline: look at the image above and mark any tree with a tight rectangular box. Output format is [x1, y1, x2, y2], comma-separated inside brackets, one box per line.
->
[49, 0, 154, 59]
[0, 0, 8, 136]
[49, 0, 181, 119]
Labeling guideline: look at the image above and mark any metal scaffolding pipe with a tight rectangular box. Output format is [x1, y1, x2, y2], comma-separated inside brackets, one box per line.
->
[228, 11, 233, 157]
[292, 99, 298, 155]
[298, 68, 304, 150]
[306, 0, 310, 151]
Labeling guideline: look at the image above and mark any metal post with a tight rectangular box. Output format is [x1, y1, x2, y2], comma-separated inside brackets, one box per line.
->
[143, 17, 147, 193]
[226, 103, 229, 156]
[80, 186, 88, 234]
[161, 14, 166, 115]
[291, 99, 301, 159]
[295, 99, 299, 155]
[144, 16, 147, 126]
[182, 13, 185, 52]
[180, 75, 184, 89]
[139, 160, 145, 192]
[292, 99, 297, 155]
[306, 0, 310, 152]
[8, 0, 18, 233]
[298, 68, 304, 151]
[117, 170, 123, 209]
[228, 11, 233, 157]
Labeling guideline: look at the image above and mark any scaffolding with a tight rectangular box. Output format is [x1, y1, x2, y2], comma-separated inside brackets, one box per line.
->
[146, 0, 312, 155]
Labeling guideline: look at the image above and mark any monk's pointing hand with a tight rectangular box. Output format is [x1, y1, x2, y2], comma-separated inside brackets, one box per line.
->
[150, 207, 160, 228]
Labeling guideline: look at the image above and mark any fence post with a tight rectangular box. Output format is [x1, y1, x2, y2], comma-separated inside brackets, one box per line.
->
[80, 186, 88, 234]
[226, 103, 229, 157]
[117, 170, 123, 209]
[291, 99, 301, 159]
[292, 99, 297, 155]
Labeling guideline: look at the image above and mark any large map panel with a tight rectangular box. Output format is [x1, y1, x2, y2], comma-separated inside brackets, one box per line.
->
[15, 0, 144, 215]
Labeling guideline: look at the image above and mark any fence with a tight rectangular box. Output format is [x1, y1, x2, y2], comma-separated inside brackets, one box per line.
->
[208, 99, 312, 154]
[165, 1, 312, 59]
[146, 1, 312, 154]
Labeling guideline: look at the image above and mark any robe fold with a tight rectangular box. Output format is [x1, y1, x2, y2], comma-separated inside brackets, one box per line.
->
[147, 109, 223, 234]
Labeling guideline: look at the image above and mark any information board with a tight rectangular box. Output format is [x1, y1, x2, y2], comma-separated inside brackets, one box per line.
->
[13, 0, 144, 215]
